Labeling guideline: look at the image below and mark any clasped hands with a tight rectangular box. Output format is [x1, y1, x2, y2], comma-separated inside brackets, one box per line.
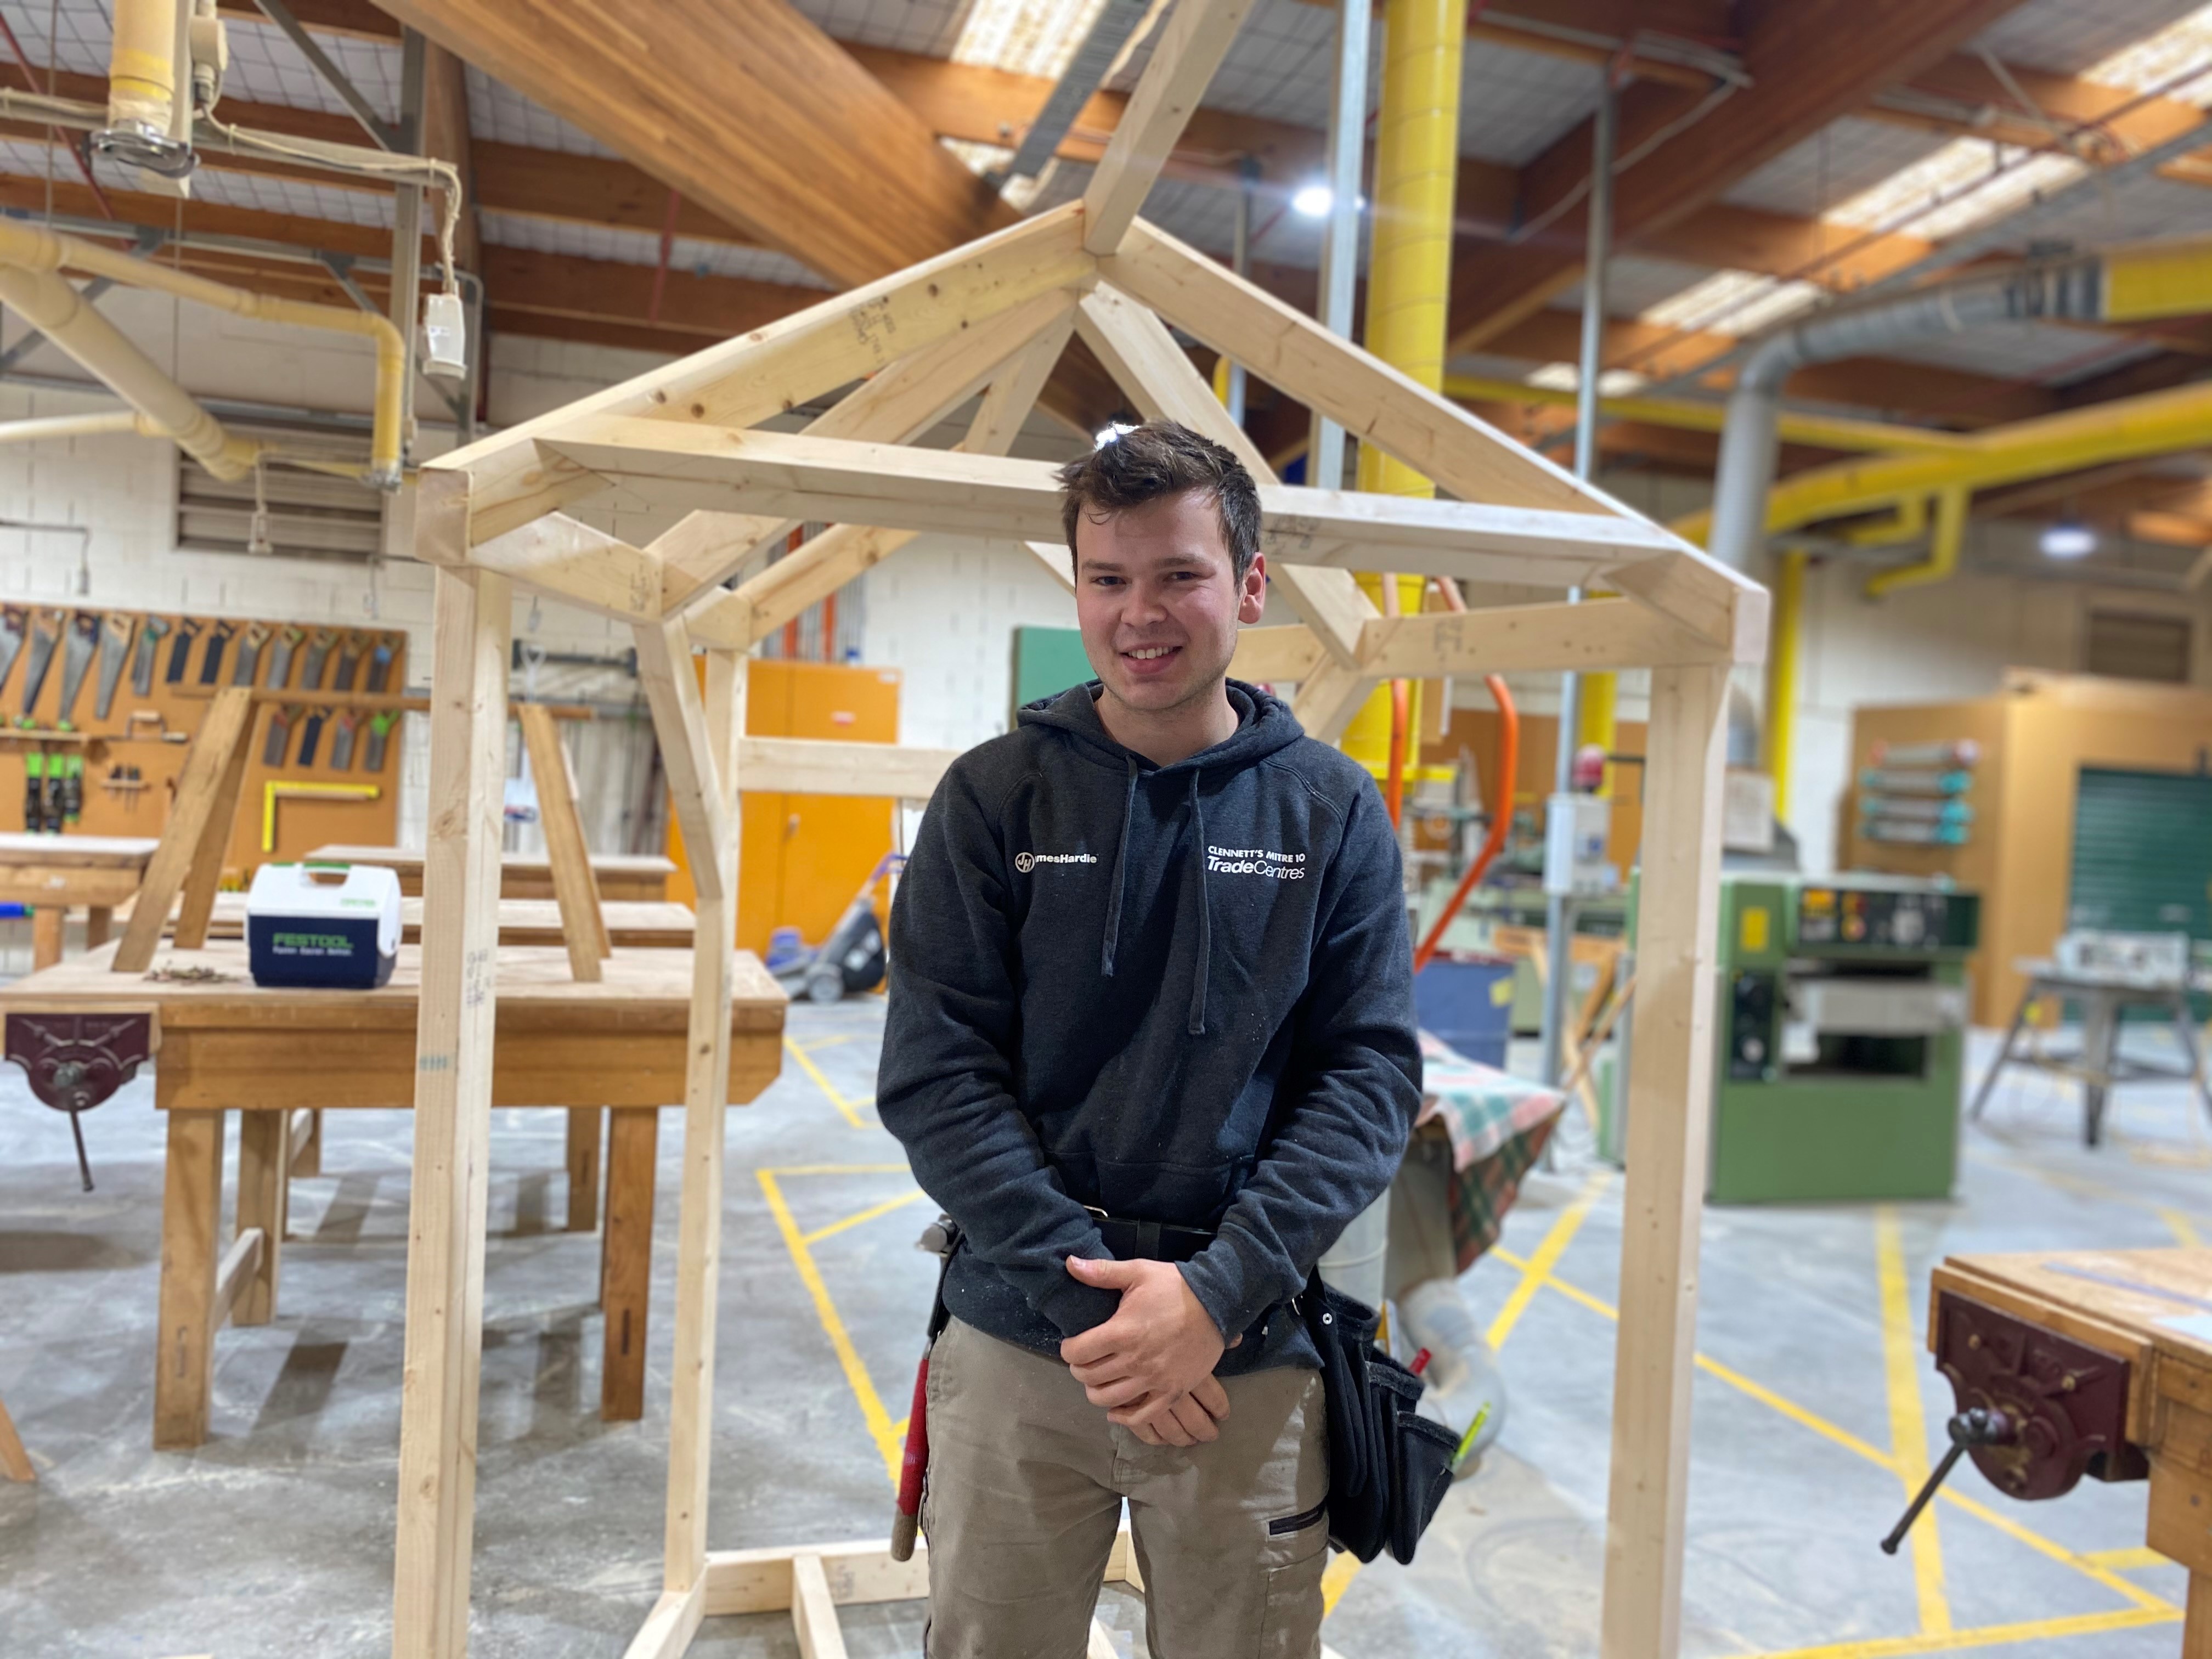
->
[1058, 1256, 1237, 1448]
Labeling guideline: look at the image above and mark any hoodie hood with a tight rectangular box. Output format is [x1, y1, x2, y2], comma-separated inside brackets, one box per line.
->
[1017, 679, 1307, 1034]
[1016, 678, 1308, 776]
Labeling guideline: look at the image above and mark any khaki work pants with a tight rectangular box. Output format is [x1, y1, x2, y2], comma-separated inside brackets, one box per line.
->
[922, 1317, 1330, 1659]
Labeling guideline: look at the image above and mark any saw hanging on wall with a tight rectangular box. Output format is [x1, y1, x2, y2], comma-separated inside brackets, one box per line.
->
[55, 612, 99, 727]
[264, 625, 302, 688]
[298, 628, 337, 690]
[93, 612, 134, 720]
[19, 609, 64, 721]
[232, 622, 268, 686]
[0, 606, 26, 698]
[129, 616, 169, 696]
[165, 617, 200, 684]
[331, 632, 363, 693]
[198, 621, 236, 685]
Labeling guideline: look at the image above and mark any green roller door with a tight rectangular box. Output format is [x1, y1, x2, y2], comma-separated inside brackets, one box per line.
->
[2068, 766, 2212, 1016]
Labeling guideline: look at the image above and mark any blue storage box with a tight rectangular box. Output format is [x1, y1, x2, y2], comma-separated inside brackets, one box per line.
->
[246, 862, 400, 989]
[1414, 951, 1516, 1069]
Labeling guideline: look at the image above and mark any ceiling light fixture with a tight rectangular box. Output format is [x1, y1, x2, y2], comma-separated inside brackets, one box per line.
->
[1291, 183, 1333, 218]
[2040, 517, 2096, 560]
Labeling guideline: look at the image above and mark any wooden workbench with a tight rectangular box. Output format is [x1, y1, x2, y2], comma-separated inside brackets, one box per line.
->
[305, 843, 677, 902]
[0, 939, 785, 1447]
[173, 892, 698, 948]
[0, 832, 160, 969]
[1931, 1248, 2212, 1641]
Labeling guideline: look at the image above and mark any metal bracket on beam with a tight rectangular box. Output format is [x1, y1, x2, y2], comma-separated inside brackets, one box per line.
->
[250, 0, 402, 151]
[990, 0, 1155, 185]
[314, 251, 380, 318]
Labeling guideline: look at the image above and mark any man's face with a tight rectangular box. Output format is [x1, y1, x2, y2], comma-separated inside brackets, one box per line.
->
[1072, 490, 1268, 716]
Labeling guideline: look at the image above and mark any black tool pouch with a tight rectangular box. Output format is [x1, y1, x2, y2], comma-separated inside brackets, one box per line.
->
[1299, 1270, 1459, 1565]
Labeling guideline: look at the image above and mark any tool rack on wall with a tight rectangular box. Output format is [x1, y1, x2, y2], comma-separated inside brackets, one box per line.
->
[0, 603, 407, 874]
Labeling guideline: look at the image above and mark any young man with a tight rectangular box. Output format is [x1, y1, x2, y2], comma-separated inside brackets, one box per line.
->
[878, 420, 1420, 1657]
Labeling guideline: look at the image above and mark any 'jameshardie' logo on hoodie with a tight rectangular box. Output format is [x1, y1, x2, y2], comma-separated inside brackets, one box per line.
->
[1014, 850, 1097, 873]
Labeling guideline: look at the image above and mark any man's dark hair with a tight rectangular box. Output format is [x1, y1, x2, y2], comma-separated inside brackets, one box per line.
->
[1055, 419, 1262, 582]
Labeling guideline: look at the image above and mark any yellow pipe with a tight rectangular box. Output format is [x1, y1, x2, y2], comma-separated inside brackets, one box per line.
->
[1577, 671, 1617, 796]
[1762, 549, 1805, 816]
[1864, 484, 1968, 600]
[106, 0, 178, 143]
[1442, 374, 1969, 455]
[0, 410, 159, 444]
[1846, 492, 1928, 546]
[1343, 0, 1462, 772]
[0, 219, 405, 486]
[1672, 376, 2212, 549]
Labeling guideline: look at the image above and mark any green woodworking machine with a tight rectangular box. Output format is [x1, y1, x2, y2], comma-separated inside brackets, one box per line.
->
[1710, 874, 1979, 1203]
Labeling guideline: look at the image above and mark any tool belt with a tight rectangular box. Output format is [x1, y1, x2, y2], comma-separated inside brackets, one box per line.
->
[1087, 1205, 1215, 1265]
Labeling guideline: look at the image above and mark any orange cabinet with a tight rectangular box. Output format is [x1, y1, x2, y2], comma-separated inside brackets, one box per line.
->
[667, 659, 903, 958]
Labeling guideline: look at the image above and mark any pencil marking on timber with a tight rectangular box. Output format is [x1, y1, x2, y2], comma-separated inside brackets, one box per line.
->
[463, 946, 494, 1009]
[849, 297, 900, 359]
[419, 1054, 451, 1072]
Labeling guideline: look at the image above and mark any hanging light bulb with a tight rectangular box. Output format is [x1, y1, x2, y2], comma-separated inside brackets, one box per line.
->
[2040, 517, 2095, 560]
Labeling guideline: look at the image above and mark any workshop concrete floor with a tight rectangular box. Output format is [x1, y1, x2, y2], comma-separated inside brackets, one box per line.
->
[1, 990, 2207, 1659]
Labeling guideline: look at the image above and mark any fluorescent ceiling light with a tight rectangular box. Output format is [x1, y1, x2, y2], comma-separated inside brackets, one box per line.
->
[1525, 362, 1649, 396]
[1640, 269, 1824, 337]
[952, 0, 1113, 81]
[2041, 518, 2096, 559]
[1826, 138, 2087, 242]
[2087, 1, 2212, 105]
[1291, 183, 1333, 217]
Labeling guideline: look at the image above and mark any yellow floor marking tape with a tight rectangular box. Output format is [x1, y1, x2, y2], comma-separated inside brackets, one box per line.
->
[1323, 1173, 1609, 1620]
[794, 1034, 859, 1052]
[785, 1036, 874, 1131]
[1486, 1172, 1610, 1352]
[766, 1162, 911, 1177]
[2083, 1546, 2171, 1571]
[1490, 1251, 2173, 1617]
[1875, 1206, 1951, 1634]
[759, 1166, 906, 1488]
[1738, 1605, 2176, 1659]
[804, 1187, 929, 1248]
[2160, 1207, 2203, 1247]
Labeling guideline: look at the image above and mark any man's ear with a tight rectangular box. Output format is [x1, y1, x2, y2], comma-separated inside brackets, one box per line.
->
[1238, 551, 1268, 624]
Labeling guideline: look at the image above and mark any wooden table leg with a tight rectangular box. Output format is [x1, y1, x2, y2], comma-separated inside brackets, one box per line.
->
[83, 905, 111, 950]
[601, 1106, 658, 1421]
[289, 1108, 323, 1178]
[30, 905, 63, 971]
[566, 1106, 603, 1233]
[0, 1392, 32, 1482]
[2188, 1572, 2211, 1659]
[235, 1112, 289, 1327]
[155, 1110, 224, 1450]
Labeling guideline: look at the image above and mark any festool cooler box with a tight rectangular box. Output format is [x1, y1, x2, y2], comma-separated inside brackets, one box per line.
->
[246, 862, 400, 989]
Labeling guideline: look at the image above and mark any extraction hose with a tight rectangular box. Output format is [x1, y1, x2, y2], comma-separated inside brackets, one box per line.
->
[1413, 673, 1516, 975]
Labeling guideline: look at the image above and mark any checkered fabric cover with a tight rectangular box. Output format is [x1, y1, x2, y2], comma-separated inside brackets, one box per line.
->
[1416, 1030, 1568, 1273]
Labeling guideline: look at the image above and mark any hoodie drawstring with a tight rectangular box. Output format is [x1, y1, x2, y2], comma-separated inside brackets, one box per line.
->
[1186, 769, 1211, 1036]
[1100, 754, 1139, 979]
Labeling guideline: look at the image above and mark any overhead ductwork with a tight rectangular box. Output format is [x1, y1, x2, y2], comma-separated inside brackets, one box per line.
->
[94, 0, 197, 182]
[1705, 237, 2212, 577]
[0, 220, 405, 486]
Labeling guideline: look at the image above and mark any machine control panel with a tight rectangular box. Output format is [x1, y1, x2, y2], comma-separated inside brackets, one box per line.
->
[1796, 884, 1978, 952]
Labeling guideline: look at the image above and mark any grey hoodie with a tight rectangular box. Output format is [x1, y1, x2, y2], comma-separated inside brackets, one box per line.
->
[876, 678, 1421, 1374]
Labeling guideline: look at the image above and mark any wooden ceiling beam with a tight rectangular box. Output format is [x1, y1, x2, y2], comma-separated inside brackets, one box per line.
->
[367, 0, 1017, 287]
[1446, 0, 2033, 354]
[847, 44, 1515, 234]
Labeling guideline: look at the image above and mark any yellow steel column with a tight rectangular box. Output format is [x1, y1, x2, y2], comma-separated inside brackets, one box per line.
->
[1340, 0, 1462, 777]
[1578, 671, 1618, 794]
[1763, 549, 1807, 823]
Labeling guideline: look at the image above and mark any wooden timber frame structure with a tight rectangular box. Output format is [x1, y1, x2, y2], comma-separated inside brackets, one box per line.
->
[388, 3, 1765, 1655]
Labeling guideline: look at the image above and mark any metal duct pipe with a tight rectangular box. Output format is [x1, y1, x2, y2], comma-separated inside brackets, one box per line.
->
[1706, 254, 2121, 574]
[97, 0, 194, 179]
[0, 219, 405, 485]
